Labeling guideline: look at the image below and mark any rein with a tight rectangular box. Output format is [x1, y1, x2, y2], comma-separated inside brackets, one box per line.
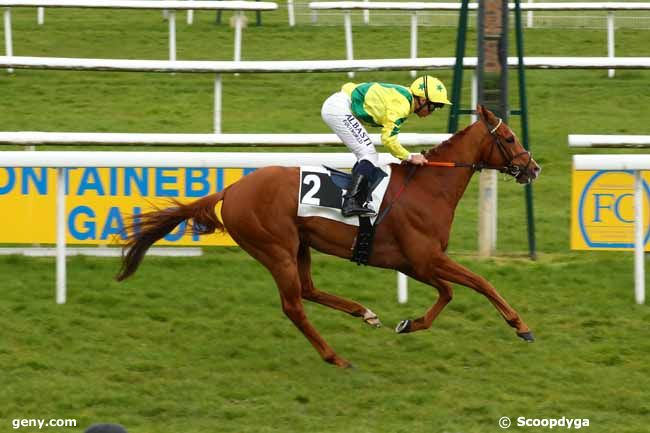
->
[424, 117, 532, 177]
[373, 164, 417, 226]
[426, 161, 482, 170]
[375, 117, 532, 227]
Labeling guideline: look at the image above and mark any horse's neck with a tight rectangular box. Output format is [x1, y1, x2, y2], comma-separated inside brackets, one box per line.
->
[421, 123, 486, 206]
[429, 122, 486, 164]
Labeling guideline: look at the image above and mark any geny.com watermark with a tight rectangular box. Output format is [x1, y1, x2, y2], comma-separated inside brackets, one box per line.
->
[499, 416, 590, 429]
[12, 418, 77, 430]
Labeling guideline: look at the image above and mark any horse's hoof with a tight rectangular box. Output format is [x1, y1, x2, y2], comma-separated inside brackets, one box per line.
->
[517, 331, 535, 342]
[395, 319, 412, 334]
[364, 316, 382, 328]
[337, 360, 355, 369]
[327, 355, 354, 369]
[363, 309, 382, 328]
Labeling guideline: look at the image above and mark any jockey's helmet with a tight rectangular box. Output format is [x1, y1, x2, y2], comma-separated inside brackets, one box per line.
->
[410, 76, 452, 106]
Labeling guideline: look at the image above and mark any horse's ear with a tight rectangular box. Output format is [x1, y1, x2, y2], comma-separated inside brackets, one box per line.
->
[477, 104, 497, 124]
[476, 104, 487, 122]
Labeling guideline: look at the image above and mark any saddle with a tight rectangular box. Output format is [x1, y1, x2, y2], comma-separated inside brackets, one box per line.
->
[297, 165, 390, 265]
[323, 165, 388, 194]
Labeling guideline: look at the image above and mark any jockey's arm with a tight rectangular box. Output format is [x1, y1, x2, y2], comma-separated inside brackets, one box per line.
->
[381, 121, 410, 161]
[381, 110, 427, 165]
[381, 105, 411, 161]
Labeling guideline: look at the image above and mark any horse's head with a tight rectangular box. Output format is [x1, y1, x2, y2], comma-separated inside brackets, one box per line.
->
[476, 105, 541, 184]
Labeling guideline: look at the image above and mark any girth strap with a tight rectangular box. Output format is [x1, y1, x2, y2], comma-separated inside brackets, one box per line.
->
[350, 165, 417, 266]
[351, 217, 374, 265]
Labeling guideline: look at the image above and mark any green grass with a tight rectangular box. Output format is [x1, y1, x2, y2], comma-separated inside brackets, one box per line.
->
[2, 251, 650, 433]
[1, 7, 650, 433]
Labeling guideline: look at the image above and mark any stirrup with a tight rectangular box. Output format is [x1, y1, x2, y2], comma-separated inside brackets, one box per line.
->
[342, 200, 376, 218]
[343, 208, 376, 218]
[358, 203, 377, 217]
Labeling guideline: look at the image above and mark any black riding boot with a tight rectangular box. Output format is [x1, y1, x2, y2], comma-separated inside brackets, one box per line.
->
[342, 172, 376, 218]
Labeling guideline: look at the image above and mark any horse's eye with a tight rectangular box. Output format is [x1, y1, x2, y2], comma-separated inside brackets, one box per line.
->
[505, 135, 515, 143]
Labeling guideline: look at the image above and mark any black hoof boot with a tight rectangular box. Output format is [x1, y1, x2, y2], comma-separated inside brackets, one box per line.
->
[395, 319, 412, 334]
[517, 331, 535, 342]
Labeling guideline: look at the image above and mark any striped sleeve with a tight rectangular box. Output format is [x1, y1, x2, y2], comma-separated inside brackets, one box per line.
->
[381, 111, 410, 160]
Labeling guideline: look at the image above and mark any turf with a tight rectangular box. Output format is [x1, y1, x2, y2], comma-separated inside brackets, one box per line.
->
[1, 5, 650, 433]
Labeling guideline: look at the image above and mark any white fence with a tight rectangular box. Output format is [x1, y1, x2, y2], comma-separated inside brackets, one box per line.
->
[309, 2, 650, 12]
[573, 154, 650, 304]
[2, 55, 649, 133]
[310, 2, 466, 78]
[309, 2, 650, 78]
[0, 151, 406, 304]
[1, 0, 278, 73]
[0, 131, 450, 147]
[300, 1, 650, 25]
[569, 135, 650, 148]
[6, 55, 650, 71]
[3, 150, 399, 167]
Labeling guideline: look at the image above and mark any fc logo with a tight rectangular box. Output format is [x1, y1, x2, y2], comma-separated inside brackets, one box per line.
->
[578, 170, 650, 248]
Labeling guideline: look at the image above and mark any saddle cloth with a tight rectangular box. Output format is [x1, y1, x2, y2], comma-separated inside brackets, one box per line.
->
[297, 165, 392, 226]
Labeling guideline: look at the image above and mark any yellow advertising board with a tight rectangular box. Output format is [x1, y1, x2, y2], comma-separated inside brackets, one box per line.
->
[0, 166, 250, 245]
[571, 169, 650, 250]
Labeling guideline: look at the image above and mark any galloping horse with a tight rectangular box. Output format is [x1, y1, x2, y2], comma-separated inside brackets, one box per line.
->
[117, 105, 541, 368]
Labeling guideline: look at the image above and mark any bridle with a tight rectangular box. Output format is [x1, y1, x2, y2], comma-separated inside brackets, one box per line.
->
[382, 118, 533, 225]
[426, 117, 533, 179]
[478, 118, 533, 177]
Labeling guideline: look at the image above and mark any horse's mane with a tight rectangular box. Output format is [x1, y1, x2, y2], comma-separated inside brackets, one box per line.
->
[423, 121, 477, 160]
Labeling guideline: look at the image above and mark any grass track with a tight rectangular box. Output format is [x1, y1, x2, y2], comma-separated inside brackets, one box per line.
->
[1, 6, 650, 433]
[2, 251, 650, 432]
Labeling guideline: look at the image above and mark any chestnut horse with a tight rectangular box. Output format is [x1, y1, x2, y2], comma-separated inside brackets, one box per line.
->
[117, 105, 541, 368]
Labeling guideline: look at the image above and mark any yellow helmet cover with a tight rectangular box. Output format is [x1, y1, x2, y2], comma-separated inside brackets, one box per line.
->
[410, 76, 452, 105]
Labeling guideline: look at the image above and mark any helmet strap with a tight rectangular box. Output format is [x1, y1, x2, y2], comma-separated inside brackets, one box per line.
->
[423, 76, 429, 102]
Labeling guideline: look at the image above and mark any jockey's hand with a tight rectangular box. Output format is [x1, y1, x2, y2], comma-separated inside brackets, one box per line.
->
[407, 154, 428, 166]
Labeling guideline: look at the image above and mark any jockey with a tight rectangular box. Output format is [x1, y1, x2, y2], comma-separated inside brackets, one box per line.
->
[321, 75, 452, 218]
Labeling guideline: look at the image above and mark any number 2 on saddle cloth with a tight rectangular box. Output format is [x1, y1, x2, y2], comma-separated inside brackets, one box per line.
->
[299, 165, 415, 265]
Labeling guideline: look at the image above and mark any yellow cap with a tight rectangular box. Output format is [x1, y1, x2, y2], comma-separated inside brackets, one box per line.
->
[410, 76, 452, 105]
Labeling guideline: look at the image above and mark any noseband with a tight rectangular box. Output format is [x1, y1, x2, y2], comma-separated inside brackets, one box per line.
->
[474, 118, 532, 177]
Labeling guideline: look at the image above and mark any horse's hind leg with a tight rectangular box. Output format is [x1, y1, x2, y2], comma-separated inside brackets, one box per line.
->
[219, 167, 353, 366]
[273, 259, 353, 368]
[234, 237, 353, 368]
[431, 255, 534, 341]
[297, 244, 382, 328]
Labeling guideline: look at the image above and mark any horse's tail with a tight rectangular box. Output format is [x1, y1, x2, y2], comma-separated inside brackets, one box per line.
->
[116, 191, 226, 282]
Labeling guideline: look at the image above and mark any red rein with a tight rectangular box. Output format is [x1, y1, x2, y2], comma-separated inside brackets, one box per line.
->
[425, 161, 458, 167]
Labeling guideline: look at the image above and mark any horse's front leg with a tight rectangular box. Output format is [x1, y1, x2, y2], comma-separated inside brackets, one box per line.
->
[395, 276, 453, 334]
[428, 255, 534, 342]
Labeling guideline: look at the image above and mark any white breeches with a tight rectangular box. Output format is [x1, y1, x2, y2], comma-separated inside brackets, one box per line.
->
[321, 91, 379, 166]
